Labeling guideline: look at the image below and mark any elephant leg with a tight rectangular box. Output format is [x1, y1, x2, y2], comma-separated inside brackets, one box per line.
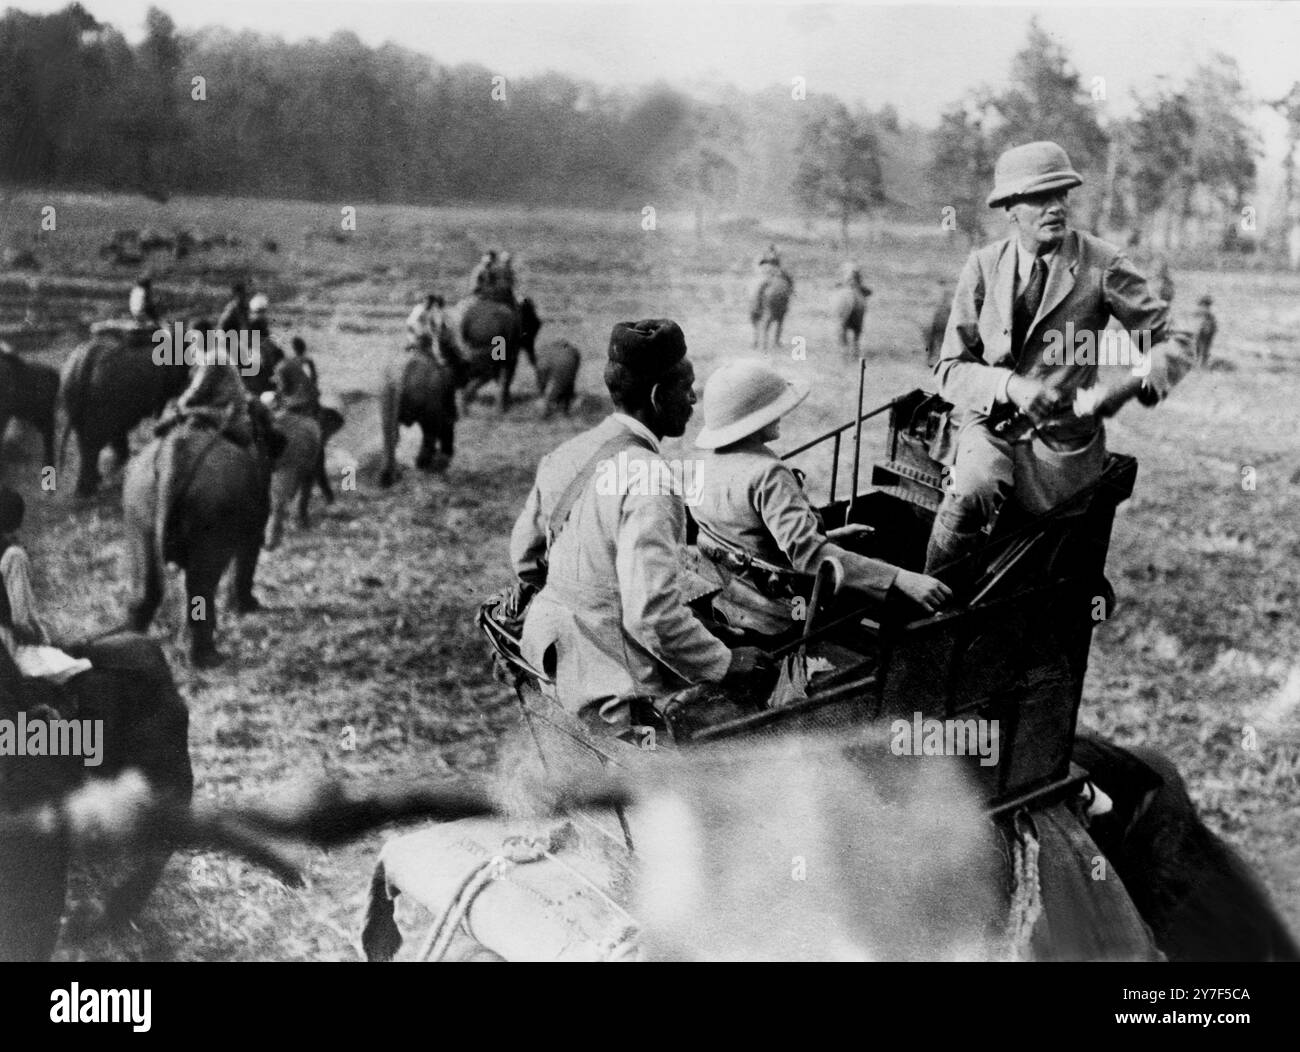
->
[439, 416, 455, 460]
[415, 422, 436, 471]
[184, 551, 225, 667]
[40, 420, 55, 468]
[126, 527, 163, 632]
[297, 473, 312, 528]
[314, 445, 334, 503]
[229, 538, 263, 615]
[265, 492, 287, 551]
[498, 359, 517, 413]
[461, 380, 481, 415]
[75, 431, 102, 497]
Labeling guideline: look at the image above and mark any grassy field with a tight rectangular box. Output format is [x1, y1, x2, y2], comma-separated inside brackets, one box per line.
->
[1, 191, 1297, 960]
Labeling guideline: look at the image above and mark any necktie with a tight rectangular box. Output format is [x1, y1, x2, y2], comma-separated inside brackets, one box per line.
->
[1012, 256, 1049, 362]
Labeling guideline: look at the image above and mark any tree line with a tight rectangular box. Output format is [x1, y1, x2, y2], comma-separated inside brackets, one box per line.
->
[0, 6, 1277, 253]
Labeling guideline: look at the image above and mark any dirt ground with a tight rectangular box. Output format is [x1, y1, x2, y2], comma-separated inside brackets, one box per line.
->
[1, 192, 1296, 960]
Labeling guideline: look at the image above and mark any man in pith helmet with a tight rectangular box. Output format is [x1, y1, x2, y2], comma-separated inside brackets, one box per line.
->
[926, 140, 1192, 585]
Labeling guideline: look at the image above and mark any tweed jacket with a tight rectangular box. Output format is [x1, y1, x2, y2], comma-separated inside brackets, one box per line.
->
[692, 438, 898, 636]
[511, 416, 731, 727]
[936, 229, 1186, 444]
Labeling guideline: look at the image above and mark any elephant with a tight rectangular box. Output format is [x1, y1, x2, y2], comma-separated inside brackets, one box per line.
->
[832, 282, 872, 354]
[379, 343, 457, 487]
[1074, 733, 1300, 962]
[534, 338, 581, 418]
[442, 296, 542, 413]
[749, 273, 793, 351]
[0, 349, 58, 466]
[0, 632, 191, 961]
[265, 406, 343, 549]
[59, 326, 191, 496]
[122, 417, 274, 667]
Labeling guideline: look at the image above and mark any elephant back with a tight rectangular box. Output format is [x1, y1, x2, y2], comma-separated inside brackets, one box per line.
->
[456, 297, 521, 350]
[394, 350, 454, 421]
[750, 273, 792, 320]
[832, 286, 865, 326]
[61, 329, 189, 425]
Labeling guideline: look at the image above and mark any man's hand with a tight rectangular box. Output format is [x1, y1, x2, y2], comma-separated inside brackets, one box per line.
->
[722, 646, 774, 685]
[1074, 378, 1144, 420]
[1007, 375, 1065, 421]
[892, 570, 953, 614]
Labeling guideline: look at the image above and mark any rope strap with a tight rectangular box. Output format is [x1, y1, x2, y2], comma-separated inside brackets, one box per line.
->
[417, 823, 640, 962]
[1005, 808, 1043, 961]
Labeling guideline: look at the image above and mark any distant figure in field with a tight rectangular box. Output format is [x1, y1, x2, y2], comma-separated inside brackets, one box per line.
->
[128, 275, 160, 329]
[924, 279, 954, 370]
[750, 244, 794, 351]
[217, 282, 251, 333]
[831, 262, 872, 354]
[1192, 294, 1217, 367]
[496, 252, 517, 302]
[469, 251, 500, 298]
[406, 294, 442, 348]
[1155, 258, 1175, 307]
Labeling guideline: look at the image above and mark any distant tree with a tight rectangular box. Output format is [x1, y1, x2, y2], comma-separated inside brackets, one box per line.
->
[1126, 85, 1197, 245]
[928, 102, 993, 244]
[932, 19, 1109, 239]
[1118, 56, 1259, 251]
[984, 18, 1109, 173]
[794, 100, 886, 248]
[1184, 53, 1259, 246]
[674, 104, 743, 238]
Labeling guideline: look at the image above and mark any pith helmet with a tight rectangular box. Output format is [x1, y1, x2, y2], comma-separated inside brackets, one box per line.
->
[696, 359, 810, 450]
[987, 141, 1083, 208]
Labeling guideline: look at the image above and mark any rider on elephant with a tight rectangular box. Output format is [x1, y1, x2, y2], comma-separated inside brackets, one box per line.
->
[468, 251, 499, 299]
[168, 345, 257, 446]
[128, 275, 160, 329]
[496, 252, 517, 303]
[0, 487, 93, 687]
[273, 336, 321, 415]
[837, 261, 870, 298]
[757, 243, 793, 288]
[217, 282, 251, 334]
[405, 294, 442, 348]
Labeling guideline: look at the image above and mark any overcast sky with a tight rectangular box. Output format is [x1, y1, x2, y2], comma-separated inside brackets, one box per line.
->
[21, 1, 1300, 138]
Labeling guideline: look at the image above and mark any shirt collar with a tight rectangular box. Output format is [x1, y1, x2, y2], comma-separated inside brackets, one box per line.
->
[610, 412, 661, 453]
[1016, 240, 1056, 286]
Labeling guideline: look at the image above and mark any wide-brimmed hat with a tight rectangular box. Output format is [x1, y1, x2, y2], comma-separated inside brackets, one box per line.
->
[696, 360, 810, 450]
[987, 141, 1083, 208]
[249, 293, 269, 315]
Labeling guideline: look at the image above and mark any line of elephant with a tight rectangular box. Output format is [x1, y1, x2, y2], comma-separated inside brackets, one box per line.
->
[750, 271, 875, 354]
[3, 294, 581, 669]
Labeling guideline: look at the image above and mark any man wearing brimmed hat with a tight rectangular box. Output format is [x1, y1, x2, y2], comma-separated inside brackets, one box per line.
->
[510, 319, 768, 733]
[693, 360, 950, 639]
[926, 140, 1192, 580]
